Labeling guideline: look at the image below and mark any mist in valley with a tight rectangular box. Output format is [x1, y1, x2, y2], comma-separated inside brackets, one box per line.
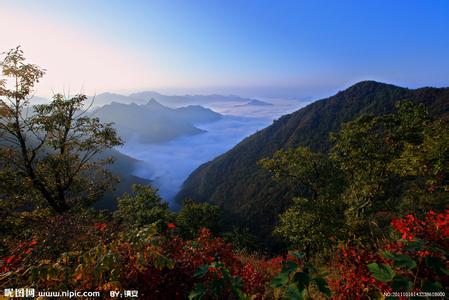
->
[27, 92, 308, 207]
[115, 98, 306, 206]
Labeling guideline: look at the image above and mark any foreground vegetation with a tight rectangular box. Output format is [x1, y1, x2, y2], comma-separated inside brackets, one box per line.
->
[1, 48, 448, 298]
[1, 202, 447, 299]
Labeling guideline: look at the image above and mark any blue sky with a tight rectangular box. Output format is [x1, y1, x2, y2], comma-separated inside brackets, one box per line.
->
[1, 0, 449, 98]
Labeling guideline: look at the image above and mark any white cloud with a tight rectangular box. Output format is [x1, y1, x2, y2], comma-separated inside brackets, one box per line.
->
[117, 100, 306, 204]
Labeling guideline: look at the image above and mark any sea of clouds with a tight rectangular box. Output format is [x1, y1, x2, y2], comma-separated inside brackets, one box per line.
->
[117, 99, 307, 205]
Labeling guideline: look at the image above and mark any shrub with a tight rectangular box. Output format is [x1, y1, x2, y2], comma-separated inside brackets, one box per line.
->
[329, 209, 449, 298]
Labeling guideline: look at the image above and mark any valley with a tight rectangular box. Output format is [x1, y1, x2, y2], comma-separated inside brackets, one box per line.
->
[102, 94, 307, 205]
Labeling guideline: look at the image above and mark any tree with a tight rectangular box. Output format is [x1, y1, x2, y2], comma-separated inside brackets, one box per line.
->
[114, 184, 174, 228]
[330, 101, 446, 236]
[260, 147, 344, 201]
[0, 47, 122, 213]
[262, 101, 449, 254]
[388, 103, 449, 211]
[260, 147, 346, 254]
[330, 113, 402, 236]
[176, 201, 223, 239]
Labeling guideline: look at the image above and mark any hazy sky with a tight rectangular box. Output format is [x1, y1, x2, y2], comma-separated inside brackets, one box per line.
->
[1, 0, 449, 99]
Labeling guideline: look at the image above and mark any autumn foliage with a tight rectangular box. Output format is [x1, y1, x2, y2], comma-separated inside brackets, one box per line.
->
[1, 204, 448, 299]
[1, 213, 279, 299]
[329, 209, 449, 299]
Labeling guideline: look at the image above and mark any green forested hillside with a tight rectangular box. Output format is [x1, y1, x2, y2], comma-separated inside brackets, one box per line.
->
[176, 81, 449, 245]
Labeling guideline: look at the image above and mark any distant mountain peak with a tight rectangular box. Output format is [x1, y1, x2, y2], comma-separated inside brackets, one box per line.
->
[129, 91, 261, 107]
[145, 98, 165, 107]
[108, 101, 126, 106]
[234, 99, 273, 107]
[92, 96, 222, 144]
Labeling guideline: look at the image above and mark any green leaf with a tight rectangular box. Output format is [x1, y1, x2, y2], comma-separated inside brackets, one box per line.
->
[231, 275, 244, 290]
[235, 289, 252, 300]
[368, 263, 395, 282]
[383, 251, 416, 270]
[425, 256, 449, 276]
[420, 280, 443, 292]
[270, 271, 290, 288]
[428, 245, 449, 256]
[284, 283, 304, 300]
[188, 283, 206, 300]
[290, 251, 305, 260]
[314, 277, 331, 297]
[391, 276, 412, 292]
[193, 265, 209, 278]
[293, 272, 310, 291]
[402, 239, 424, 252]
[282, 260, 299, 273]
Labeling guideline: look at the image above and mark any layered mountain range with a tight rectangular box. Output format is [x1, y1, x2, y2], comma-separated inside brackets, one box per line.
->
[90, 92, 259, 108]
[92, 99, 222, 143]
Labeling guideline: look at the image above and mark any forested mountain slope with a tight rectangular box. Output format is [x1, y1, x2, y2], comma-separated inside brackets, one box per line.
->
[176, 81, 449, 241]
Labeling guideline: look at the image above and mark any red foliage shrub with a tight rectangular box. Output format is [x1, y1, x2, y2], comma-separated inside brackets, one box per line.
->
[328, 244, 391, 299]
[330, 209, 449, 299]
[93, 222, 107, 232]
[391, 209, 449, 242]
[0, 218, 327, 299]
[1, 239, 39, 273]
[128, 228, 243, 299]
[115, 227, 293, 299]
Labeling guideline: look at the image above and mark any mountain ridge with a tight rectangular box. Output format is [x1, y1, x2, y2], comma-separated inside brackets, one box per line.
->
[129, 91, 261, 107]
[92, 99, 222, 144]
[234, 99, 273, 107]
[175, 80, 449, 244]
